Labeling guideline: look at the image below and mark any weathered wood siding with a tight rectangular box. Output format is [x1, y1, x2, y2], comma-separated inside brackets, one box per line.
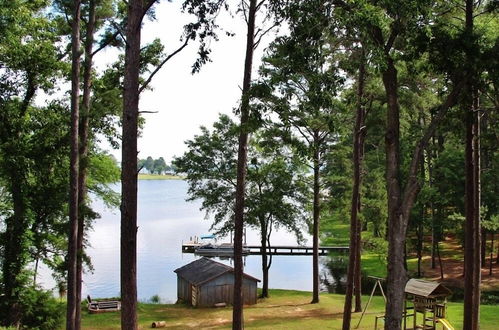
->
[177, 274, 258, 307]
[196, 274, 257, 307]
[177, 277, 192, 304]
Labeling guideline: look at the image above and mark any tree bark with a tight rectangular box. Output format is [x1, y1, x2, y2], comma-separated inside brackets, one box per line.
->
[66, 1, 82, 329]
[463, 93, 481, 329]
[481, 227, 487, 267]
[121, 0, 144, 329]
[417, 155, 425, 278]
[233, 0, 257, 328]
[379, 48, 464, 330]
[463, 89, 481, 330]
[496, 235, 499, 264]
[75, 1, 96, 328]
[2, 176, 26, 327]
[311, 135, 321, 304]
[354, 208, 362, 312]
[436, 241, 444, 280]
[382, 57, 407, 330]
[490, 232, 494, 276]
[342, 48, 366, 329]
[463, 0, 481, 328]
[260, 217, 268, 298]
[0, 74, 36, 328]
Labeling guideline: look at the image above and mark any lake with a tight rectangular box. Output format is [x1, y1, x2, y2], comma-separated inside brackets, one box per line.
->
[38, 180, 333, 303]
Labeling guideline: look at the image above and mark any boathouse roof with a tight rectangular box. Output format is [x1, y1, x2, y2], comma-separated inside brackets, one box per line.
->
[174, 257, 260, 286]
[405, 279, 451, 298]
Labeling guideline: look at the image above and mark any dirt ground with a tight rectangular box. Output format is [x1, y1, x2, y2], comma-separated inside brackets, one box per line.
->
[417, 235, 499, 290]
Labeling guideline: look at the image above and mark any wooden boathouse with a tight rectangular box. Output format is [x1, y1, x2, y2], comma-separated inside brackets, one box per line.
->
[174, 257, 260, 307]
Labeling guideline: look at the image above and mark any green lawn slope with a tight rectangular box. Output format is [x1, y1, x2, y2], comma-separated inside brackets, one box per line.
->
[80, 289, 498, 329]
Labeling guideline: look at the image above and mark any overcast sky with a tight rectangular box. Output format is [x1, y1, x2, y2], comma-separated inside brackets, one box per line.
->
[97, 0, 272, 163]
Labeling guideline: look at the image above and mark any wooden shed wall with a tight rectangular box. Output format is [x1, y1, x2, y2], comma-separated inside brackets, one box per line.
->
[177, 276, 192, 304]
[196, 274, 258, 307]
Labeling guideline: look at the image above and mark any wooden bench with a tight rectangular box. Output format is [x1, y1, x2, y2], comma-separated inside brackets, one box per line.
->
[87, 296, 121, 313]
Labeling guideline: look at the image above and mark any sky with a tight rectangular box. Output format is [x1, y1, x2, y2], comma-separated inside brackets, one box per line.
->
[96, 0, 272, 164]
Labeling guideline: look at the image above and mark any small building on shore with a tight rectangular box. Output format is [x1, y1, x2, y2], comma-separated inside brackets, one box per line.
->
[174, 257, 260, 307]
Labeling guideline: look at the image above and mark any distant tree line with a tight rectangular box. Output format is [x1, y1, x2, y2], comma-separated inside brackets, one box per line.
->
[137, 156, 175, 175]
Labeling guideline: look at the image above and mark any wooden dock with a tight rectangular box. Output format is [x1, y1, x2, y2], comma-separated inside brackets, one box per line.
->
[245, 245, 348, 256]
[181, 243, 348, 256]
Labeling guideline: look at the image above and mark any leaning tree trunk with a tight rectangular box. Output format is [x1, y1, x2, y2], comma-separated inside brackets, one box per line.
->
[311, 136, 321, 304]
[121, 0, 143, 329]
[232, 0, 257, 328]
[342, 48, 366, 329]
[75, 1, 96, 328]
[66, 1, 82, 329]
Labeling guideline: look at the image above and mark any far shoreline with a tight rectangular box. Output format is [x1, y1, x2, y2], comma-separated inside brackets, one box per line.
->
[138, 173, 184, 180]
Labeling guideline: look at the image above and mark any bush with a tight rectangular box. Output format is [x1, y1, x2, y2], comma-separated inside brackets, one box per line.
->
[150, 294, 161, 304]
[18, 287, 64, 330]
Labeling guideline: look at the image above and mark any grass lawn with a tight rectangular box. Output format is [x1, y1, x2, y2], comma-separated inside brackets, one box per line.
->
[138, 174, 183, 180]
[80, 289, 499, 329]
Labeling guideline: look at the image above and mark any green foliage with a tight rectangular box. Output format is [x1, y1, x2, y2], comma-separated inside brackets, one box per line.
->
[88, 152, 121, 208]
[17, 287, 64, 330]
[363, 236, 388, 267]
[138, 156, 172, 175]
[0, 286, 64, 330]
[174, 114, 306, 240]
[149, 294, 161, 304]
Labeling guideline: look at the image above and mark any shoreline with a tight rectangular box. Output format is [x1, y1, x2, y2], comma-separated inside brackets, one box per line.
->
[138, 173, 184, 180]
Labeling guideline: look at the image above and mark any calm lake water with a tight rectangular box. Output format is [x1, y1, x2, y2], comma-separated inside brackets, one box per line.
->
[39, 180, 334, 303]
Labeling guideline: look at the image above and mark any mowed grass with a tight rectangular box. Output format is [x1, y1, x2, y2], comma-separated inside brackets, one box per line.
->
[80, 289, 499, 329]
[138, 173, 183, 180]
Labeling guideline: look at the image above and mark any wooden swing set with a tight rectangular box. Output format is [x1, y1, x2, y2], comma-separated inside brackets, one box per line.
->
[356, 278, 455, 330]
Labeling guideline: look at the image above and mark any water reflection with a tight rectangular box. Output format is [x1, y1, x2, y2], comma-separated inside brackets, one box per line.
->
[39, 180, 365, 303]
[320, 256, 386, 296]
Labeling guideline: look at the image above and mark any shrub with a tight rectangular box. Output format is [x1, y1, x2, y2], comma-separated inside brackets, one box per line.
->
[18, 287, 64, 330]
[150, 294, 161, 304]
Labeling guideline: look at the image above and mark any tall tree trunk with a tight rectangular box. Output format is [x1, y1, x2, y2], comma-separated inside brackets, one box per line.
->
[428, 144, 437, 269]
[75, 2, 96, 328]
[463, 93, 481, 329]
[463, 89, 481, 330]
[379, 49, 463, 330]
[463, 0, 481, 328]
[0, 75, 36, 328]
[436, 241, 444, 280]
[431, 221, 436, 268]
[490, 232, 494, 276]
[66, 1, 82, 329]
[121, 0, 143, 329]
[311, 136, 321, 304]
[354, 208, 362, 312]
[481, 228, 487, 267]
[417, 170, 425, 278]
[232, 0, 257, 328]
[260, 217, 269, 298]
[342, 48, 366, 329]
[417, 155, 425, 278]
[382, 56, 407, 330]
[3, 177, 26, 327]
